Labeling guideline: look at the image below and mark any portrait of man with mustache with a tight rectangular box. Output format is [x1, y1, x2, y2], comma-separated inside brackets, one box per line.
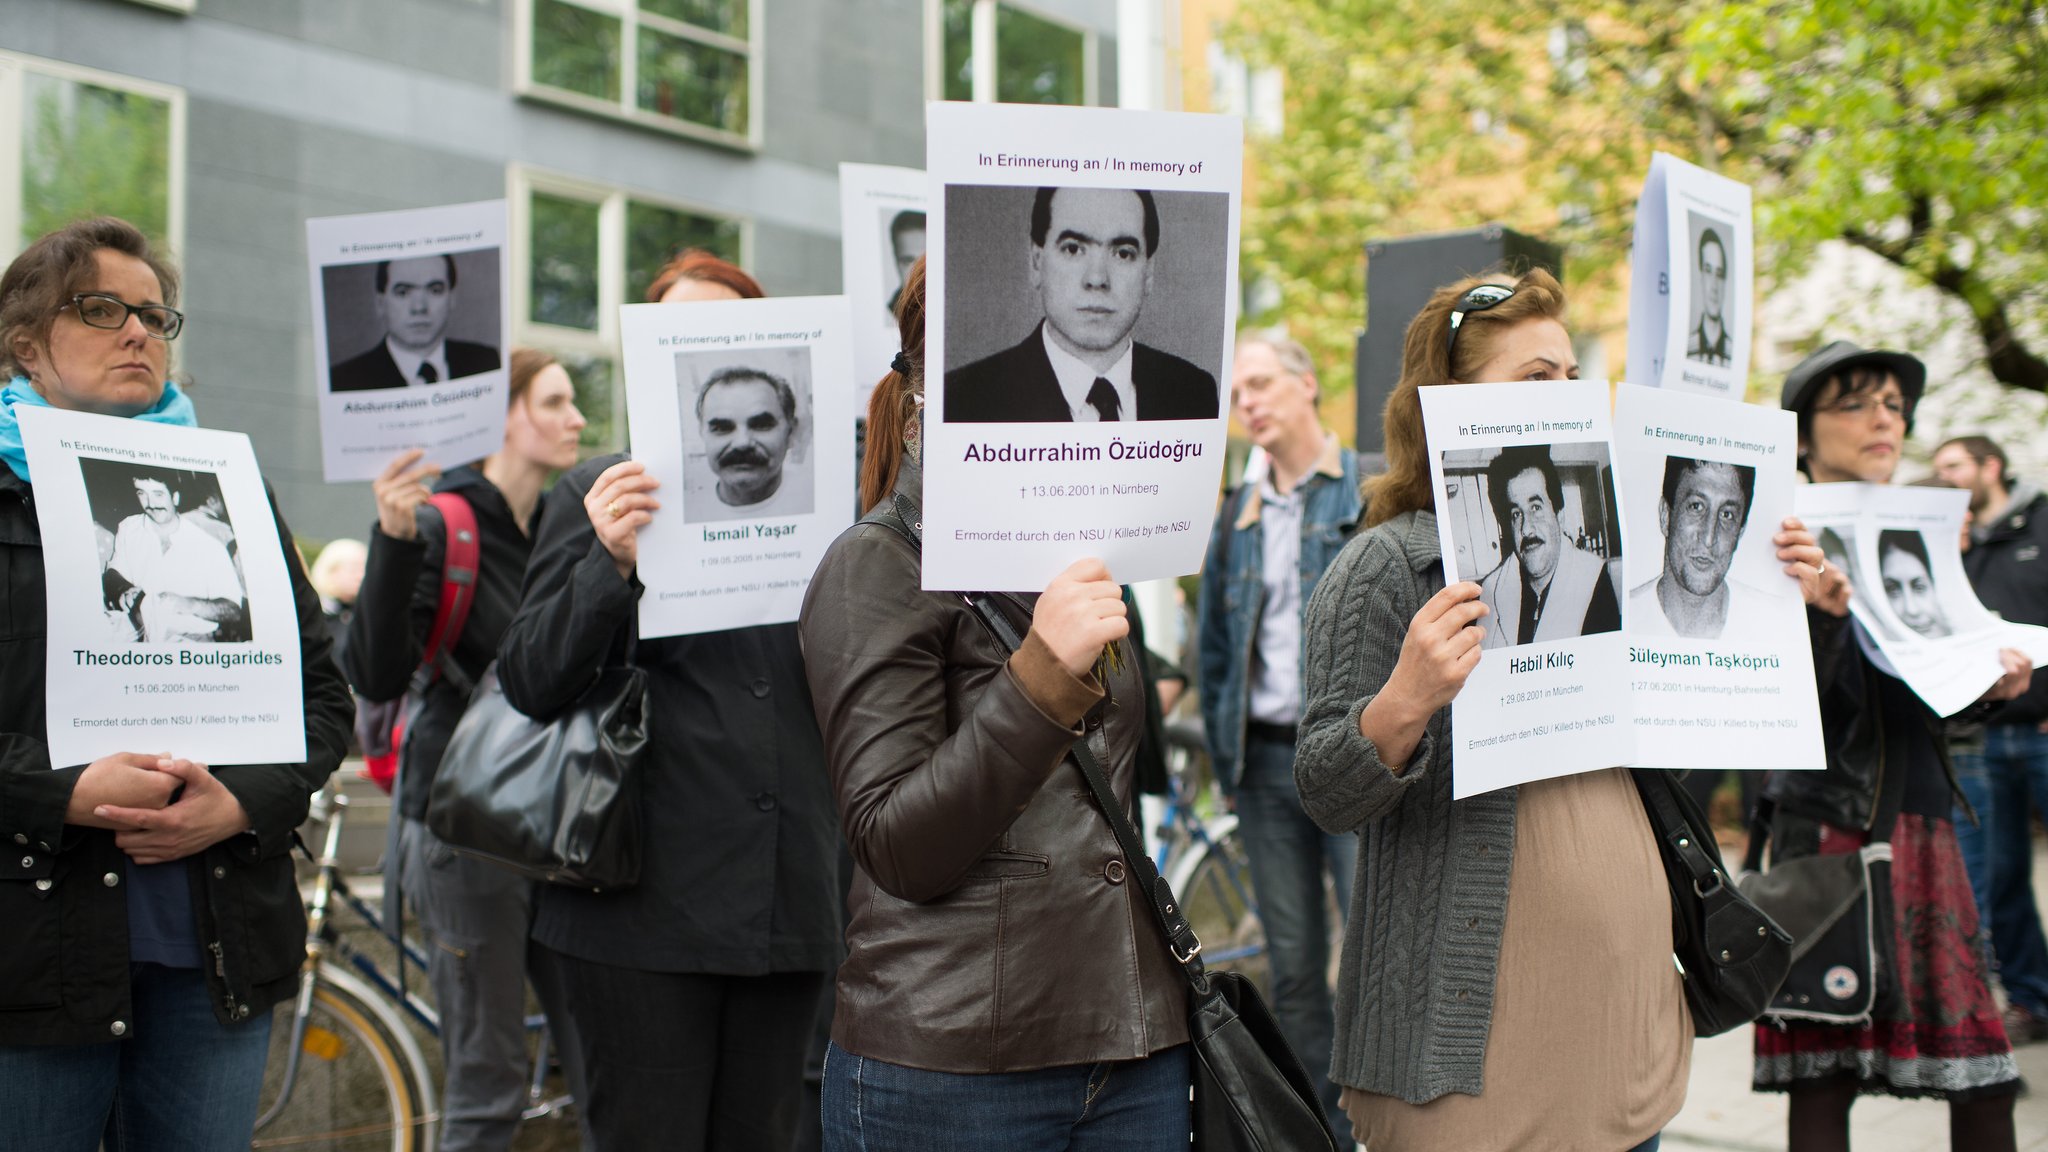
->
[1474, 443, 1622, 649]
[684, 361, 815, 522]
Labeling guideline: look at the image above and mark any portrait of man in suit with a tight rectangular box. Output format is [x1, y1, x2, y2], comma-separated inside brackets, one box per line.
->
[885, 208, 926, 319]
[944, 186, 1219, 423]
[1471, 443, 1622, 650]
[329, 253, 501, 392]
[1685, 223, 1732, 369]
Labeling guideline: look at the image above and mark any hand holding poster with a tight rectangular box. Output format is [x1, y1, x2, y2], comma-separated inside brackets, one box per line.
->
[1613, 385, 1824, 771]
[1796, 483, 2048, 715]
[308, 200, 511, 482]
[1420, 380, 1635, 797]
[839, 163, 927, 411]
[19, 406, 305, 767]
[922, 102, 1242, 591]
[622, 295, 856, 637]
[1626, 153, 1754, 398]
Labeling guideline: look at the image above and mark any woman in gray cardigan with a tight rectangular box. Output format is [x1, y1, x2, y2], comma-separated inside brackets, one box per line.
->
[1296, 270, 1835, 1151]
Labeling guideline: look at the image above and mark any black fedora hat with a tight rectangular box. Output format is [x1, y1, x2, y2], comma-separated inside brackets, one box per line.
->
[1779, 340, 1927, 417]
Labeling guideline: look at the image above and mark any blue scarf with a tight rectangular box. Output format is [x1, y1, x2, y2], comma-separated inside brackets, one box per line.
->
[0, 376, 198, 482]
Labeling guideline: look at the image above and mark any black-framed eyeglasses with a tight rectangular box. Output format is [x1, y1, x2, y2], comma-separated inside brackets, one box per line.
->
[62, 293, 184, 340]
[1446, 284, 1515, 365]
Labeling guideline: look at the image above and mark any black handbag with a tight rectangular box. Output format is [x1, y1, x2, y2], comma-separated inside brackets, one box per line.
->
[962, 592, 1338, 1152]
[425, 660, 648, 891]
[1738, 792, 1899, 1027]
[1631, 768, 1794, 1037]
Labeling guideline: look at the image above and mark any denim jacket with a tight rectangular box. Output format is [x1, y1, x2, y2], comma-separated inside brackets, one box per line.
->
[1198, 436, 1362, 792]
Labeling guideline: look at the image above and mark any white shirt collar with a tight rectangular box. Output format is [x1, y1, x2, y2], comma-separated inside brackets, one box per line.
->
[385, 337, 449, 386]
[1041, 325, 1136, 422]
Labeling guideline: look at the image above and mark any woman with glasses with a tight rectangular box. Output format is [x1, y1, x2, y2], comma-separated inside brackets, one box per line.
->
[1757, 342, 2024, 1152]
[0, 217, 354, 1149]
[1293, 270, 1836, 1151]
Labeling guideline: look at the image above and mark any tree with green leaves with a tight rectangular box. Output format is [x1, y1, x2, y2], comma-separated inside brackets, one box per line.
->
[1224, 0, 2048, 397]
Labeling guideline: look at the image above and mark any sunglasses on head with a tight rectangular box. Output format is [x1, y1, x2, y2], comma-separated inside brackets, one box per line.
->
[1446, 284, 1515, 366]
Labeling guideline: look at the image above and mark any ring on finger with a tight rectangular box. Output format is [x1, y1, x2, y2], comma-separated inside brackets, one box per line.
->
[1815, 559, 1827, 576]
[606, 500, 623, 520]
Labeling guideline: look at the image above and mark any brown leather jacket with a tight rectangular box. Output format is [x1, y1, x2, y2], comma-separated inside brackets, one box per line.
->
[798, 463, 1189, 1073]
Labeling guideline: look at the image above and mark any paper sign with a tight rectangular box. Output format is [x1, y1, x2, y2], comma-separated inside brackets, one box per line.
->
[1626, 153, 1754, 398]
[622, 295, 857, 637]
[308, 200, 511, 482]
[19, 407, 306, 767]
[1421, 380, 1635, 797]
[922, 101, 1242, 591]
[1613, 385, 1823, 771]
[840, 163, 928, 412]
[1796, 483, 2048, 715]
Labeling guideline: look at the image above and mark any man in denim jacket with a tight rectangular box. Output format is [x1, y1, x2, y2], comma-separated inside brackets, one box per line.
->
[1198, 333, 1362, 1135]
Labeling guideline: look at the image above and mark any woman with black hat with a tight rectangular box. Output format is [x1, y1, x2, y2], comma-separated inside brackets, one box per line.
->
[1758, 341, 2028, 1151]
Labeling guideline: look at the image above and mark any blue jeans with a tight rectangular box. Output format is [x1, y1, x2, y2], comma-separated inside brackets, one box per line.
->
[1953, 724, 2048, 1016]
[0, 963, 274, 1152]
[1234, 727, 1356, 1139]
[821, 1041, 1189, 1151]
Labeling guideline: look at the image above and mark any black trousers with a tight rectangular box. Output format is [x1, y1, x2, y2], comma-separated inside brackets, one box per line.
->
[537, 944, 827, 1152]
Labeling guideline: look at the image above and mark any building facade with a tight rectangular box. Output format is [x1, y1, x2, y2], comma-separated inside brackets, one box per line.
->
[2, 0, 1127, 540]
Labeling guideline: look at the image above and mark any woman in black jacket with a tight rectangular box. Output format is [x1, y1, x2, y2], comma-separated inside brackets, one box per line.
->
[343, 347, 586, 1152]
[1757, 343, 2028, 1151]
[497, 252, 840, 1152]
[0, 218, 353, 1148]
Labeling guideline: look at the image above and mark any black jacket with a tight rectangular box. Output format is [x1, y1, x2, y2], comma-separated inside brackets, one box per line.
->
[943, 323, 1219, 422]
[1766, 606, 1957, 833]
[344, 467, 536, 822]
[329, 340, 501, 392]
[0, 469, 353, 1045]
[496, 455, 840, 975]
[1964, 484, 2048, 725]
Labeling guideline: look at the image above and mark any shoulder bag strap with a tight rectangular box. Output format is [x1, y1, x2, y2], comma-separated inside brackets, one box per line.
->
[416, 491, 480, 693]
[1631, 768, 1729, 897]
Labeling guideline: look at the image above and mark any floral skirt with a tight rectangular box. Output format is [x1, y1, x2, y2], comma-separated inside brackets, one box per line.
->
[1753, 813, 2021, 1100]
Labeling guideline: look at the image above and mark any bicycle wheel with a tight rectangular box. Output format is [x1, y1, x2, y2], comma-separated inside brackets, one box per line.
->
[1171, 821, 1272, 997]
[252, 963, 437, 1151]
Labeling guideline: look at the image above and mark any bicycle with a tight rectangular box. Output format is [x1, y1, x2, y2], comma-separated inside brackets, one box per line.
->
[1150, 720, 1271, 992]
[253, 772, 572, 1150]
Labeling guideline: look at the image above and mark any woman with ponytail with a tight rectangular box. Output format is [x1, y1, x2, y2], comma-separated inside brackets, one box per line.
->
[800, 258, 1193, 1148]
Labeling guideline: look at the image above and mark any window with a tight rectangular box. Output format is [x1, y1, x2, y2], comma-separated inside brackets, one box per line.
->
[519, 0, 759, 148]
[1206, 42, 1283, 137]
[511, 168, 746, 453]
[0, 52, 186, 268]
[933, 0, 1096, 106]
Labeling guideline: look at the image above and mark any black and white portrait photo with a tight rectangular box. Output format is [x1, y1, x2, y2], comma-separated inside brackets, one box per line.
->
[1818, 525, 1900, 641]
[1875, 528, 1954, 640]
[1684, 211, 1733, 369]
[677, 345, 816, 523]
[323, 247, 503, 393]
[1627, 455, 1766, 640]
[942, 184, 1227, 423]
[881, 206, 926, 323]
[80, 458, 249, 645]
[1441, 442, 1623, 650]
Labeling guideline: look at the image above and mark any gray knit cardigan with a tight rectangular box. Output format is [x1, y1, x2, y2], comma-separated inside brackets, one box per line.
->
[1297, 508, 1519, 1105]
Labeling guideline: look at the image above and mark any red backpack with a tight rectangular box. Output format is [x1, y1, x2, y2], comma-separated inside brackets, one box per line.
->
[356, 492, 481, 793]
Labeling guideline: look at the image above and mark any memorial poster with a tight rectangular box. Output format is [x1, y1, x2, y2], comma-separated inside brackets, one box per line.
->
[308, 200, 510, 481]
[19, 406, 306, 767]
[839, 163, 928, 411]
[1613, 385, 1823, 771]
[1626, 153, 1754, 399]
[1797, 483, 2048, 716]
[1420, 379, 1635, 797]
[922, 101, 1242, 591]
[622, 295, 856, 637]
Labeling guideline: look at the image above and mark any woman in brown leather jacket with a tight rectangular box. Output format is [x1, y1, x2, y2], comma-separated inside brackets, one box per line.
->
[797, 259, 1192, 1149]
